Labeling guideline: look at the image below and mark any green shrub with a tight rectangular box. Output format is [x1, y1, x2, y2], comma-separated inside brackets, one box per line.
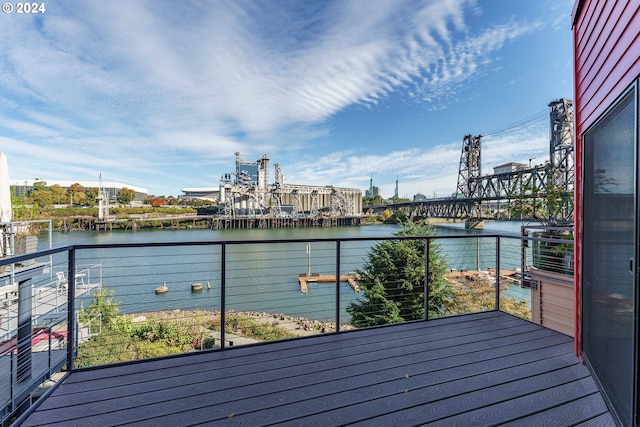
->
[75, 330, 137, 367]
[225, 315, 295, 341]
[78, 288, 119, 334]
[130, 317, 200, 349]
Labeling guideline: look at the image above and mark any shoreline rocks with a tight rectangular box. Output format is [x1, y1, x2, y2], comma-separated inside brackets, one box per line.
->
[127, 309, 354, 338]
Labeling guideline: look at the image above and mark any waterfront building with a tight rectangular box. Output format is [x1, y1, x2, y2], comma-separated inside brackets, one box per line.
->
[179, 188, 220, 203]
[492, 162, 528, 175]
[216, 152, 362, 217]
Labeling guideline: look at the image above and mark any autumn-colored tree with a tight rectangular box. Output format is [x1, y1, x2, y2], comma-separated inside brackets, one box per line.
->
[85, 188, 99, 207]
[67, 183, 87, 206]
[30, 181, 53, 208]
[117, 187, 136, 205]
[150, 197, 167, 207]
[33, 180, 47, 190]
[49, 184, 67, 205]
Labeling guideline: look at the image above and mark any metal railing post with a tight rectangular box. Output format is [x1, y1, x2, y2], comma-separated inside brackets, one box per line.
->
[48, 325, 52, 375]
[220, 243, 226, 349]
[424, 238, 430, 320]
[495, 237, 501, 311]
[10, 352, 14, 412]
[335, 241, 341, 332]
[67, 248, 76, 371]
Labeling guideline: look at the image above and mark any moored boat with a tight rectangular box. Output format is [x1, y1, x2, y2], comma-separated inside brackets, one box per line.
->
[155, 282, 168, 294]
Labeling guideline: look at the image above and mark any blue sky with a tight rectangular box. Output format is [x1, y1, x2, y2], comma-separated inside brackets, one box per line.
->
[1, 0, 574, 198]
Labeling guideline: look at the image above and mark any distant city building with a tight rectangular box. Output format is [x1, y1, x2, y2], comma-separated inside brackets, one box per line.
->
[180, 188, 220, 203]
[413, 193, 427, 201]
[11, 180, 148, 202]
[365, 186, 380, 199]
[492, 162, 528, 175]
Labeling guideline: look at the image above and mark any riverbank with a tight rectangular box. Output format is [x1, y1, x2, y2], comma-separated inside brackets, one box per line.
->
[129, 309, 355, 344]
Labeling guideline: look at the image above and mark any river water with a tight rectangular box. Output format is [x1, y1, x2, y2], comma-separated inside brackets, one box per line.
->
[41, 221, 531, 321]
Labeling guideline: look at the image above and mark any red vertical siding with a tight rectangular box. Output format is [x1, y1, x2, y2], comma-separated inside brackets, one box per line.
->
[573, 0, 640, 355]
[574, 0, 640, 131]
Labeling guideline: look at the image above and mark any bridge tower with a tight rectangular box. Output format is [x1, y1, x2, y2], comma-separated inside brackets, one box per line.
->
[546, 98, 575, 224]
[455, 134, 482, 198]
[455, 135, 483, 227]
[548, 99, 574, 191]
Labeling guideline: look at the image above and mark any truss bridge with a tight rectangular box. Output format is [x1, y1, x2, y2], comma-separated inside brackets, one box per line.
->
[367, 99, 574, 227]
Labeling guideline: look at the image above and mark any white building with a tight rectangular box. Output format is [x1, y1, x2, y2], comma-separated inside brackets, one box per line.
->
[492, 162, 528, 175]
[179, 188, 219, 203]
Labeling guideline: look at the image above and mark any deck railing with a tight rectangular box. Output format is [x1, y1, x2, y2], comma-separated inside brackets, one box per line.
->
[0, 228, 573, 424]
[521, 225, 574, 277]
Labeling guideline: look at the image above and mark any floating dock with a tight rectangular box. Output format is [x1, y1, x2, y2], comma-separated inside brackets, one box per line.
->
[298, 273, 360, 293]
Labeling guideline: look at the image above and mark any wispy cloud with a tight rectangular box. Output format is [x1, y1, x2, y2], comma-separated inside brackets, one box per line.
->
[283, 124, 549, 199]
[0, 0, 556, 194]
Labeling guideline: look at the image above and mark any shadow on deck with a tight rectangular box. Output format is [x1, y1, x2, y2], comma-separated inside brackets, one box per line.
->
[19, 311, 613, 426]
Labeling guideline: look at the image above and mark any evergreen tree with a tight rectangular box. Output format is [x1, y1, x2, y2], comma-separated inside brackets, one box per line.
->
[347, 221, 453, 327]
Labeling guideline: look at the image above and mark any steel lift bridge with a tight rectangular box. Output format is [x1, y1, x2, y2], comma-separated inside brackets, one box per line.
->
[376, 99, 575, 227]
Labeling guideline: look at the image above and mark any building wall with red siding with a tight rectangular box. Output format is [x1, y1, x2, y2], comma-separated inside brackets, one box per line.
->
[572, 0, 640, 354]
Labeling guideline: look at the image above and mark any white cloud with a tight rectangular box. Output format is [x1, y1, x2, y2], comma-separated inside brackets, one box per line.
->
[0, 0, 559, 195]
[3, 0, 515, 135]
[281, 124, 550, 199]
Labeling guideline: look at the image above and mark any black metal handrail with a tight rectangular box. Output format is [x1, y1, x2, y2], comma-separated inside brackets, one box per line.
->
[1, 231, 564, 425]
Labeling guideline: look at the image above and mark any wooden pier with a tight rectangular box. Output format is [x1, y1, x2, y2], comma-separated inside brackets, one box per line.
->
[210, 216, 361, 230]
[59, 215, 361, 231]
[298, 273, 360, 293]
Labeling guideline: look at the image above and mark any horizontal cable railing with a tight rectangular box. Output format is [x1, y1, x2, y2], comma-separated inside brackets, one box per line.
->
[520, 225, 574, 286]
[0, 229, 573, 423]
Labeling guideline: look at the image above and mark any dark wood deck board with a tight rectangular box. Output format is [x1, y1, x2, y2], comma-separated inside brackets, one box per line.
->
[61, 311, 511, 386]
[20, 311, 611, 427]
[62, 330, 567, 407]
[35, 336, 574, 425]
[48, 316, 553, 399]
[268, 362, 590, 426]
[185, 353, 585, 427]
[36, 325, 561, 415]
[573, 412, 618, 426]
[63, 311, 508, 375]
[55, 311, 505, 390]
[498, 393, 614, 426]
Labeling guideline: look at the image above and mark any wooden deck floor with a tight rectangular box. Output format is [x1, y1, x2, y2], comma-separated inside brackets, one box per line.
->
[20, 311, 614, 426]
